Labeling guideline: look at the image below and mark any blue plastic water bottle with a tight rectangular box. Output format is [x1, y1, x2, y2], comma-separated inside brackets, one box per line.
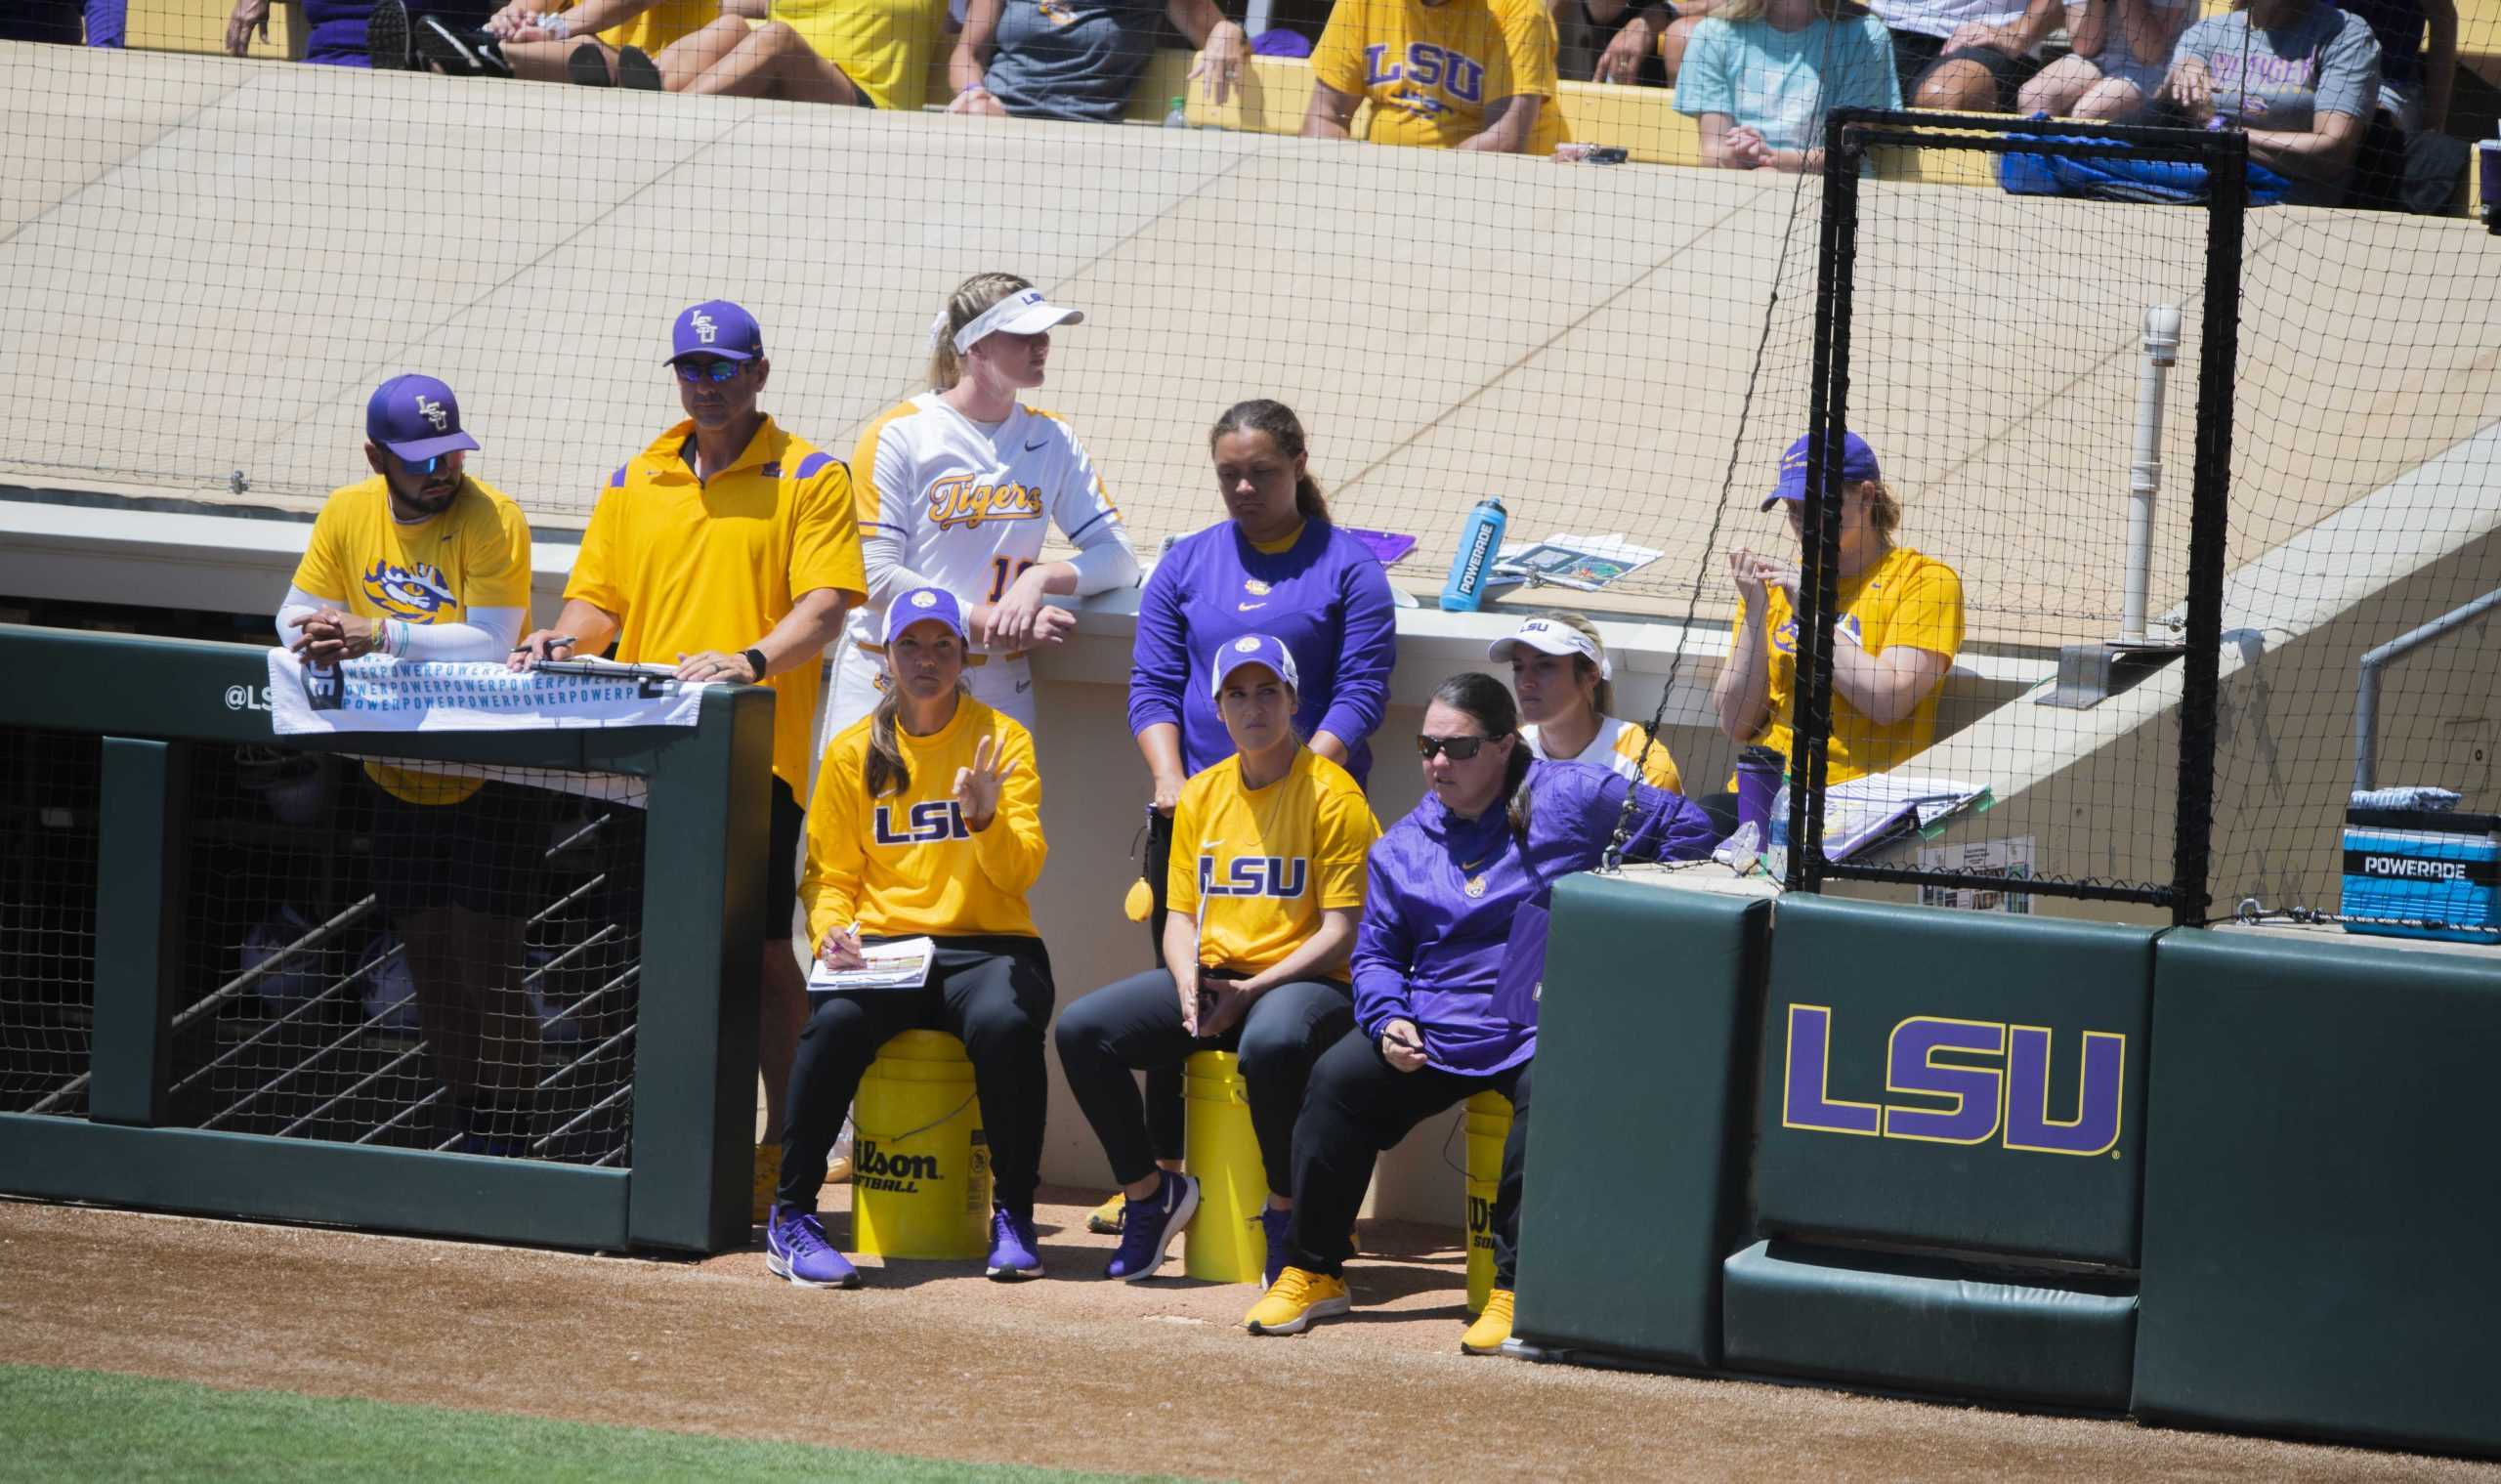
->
[1440, 497, 1508, 612]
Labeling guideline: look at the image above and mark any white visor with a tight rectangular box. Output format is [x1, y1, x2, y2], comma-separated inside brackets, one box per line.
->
[951, 287, 1083, 355]
[1487, 618, 1610, 681]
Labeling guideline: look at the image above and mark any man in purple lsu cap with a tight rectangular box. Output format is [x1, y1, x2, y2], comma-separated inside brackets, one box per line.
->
[516, 299, 869, 1221]
[276, 373, 542, 1153]
[1708, 428, 1965, 825]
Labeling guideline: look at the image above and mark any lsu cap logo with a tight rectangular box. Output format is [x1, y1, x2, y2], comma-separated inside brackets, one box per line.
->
[692, 310, 717, 344]
[911, 590, 938, 609]
[415, 394, 449, 432]
[1235, 637, 1260, 653]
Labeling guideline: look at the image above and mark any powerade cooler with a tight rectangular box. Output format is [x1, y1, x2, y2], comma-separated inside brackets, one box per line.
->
[2340, 807, 2501, 943]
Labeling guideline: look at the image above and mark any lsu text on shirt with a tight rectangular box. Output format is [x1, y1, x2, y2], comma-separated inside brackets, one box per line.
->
[1312, 0, 1569, 152]
[843, 393, 1133, 655]
[1732, 543, 1963, 785]
[769, 0, 946, 109]
[569, 416, 869, 797]
[293, 473, 531, 805]
[1166, 747, 1379, 978]
[801, 698, 1044, 946]
[1523, 714, 1683, 794]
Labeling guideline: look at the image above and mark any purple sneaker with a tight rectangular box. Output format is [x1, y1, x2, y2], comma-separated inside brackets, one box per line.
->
[987, 1208, 1043, 1281]
[766, 1205, 860, 1290]
[1261, 1206, 1292, 1290]
[1105, 1169, 1199, 1282]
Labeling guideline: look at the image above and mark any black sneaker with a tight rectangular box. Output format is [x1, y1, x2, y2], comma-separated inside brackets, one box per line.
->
[365, 0, 412, 68]
[414, 16, 513, 77]
[565, 40, 613, 86]
[615, 45, 662, 91]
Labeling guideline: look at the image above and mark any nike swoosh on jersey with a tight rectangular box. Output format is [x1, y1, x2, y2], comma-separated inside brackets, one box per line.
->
[1024, 438, 1047, 451]
[1238, 602, 1267, 612]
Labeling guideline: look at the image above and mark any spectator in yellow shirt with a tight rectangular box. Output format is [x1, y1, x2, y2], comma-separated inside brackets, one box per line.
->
[1712, 430, 1964, 806]
[1302, 0, 1570, 153]
[514, 300, 866, 1221]
[765, 587, 1052, 1289]
[277, 374, 541, 1155]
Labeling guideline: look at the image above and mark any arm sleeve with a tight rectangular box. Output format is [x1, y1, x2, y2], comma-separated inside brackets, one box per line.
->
[859, 420, 940, 609]
[1164, 781, 1205, 921]
[1309, 0, 1369, 95]
[789, 456, 870, 605]
[799, 741, 867, 950]
[566, 477, 632, 615]
[1126, 557, 1193, 736]
[1052, 428, 1140, 595]
[968, 723, 1048, 899]
[1315, 554, 1396, 750]
[1348, 848, 1418, 1036]
[2315, 14, 2382, 119]
[394, 608, 524, 659]
[276, 584, 339, 646]
[1313, 784, 1381, 912]
[1673, 19, 1735, 116]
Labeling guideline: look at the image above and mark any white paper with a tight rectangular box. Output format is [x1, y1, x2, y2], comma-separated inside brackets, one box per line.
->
[806, 936, 937, 993]
[1489, 531, 1663, 592]
[1821, 773, 1990, 861]
[1918, 836, 2036, 913]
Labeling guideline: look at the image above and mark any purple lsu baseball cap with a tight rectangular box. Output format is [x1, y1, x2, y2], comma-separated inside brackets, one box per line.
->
[366, 374, 481, 462]
[667, 300, 764, 363]
[884, 586, 970, 648]
[1210, 633, 1299, 700]
[1765, 431, 1880, 510]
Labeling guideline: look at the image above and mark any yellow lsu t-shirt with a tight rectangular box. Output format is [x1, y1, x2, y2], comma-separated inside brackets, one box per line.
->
[1312, 0, 1569, 153]
[801, 699, 1044, 947]
[771, 0, 945, 109]
[291, 474, 532, 806]
[1733, 544, 1965, 785]
[1166, 748, 1379, 978]
[589, 0, 715, 57]
[569, 417, 868, 798]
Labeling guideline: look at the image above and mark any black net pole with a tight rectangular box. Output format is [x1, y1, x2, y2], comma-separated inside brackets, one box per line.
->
[1792, 110, 1866, 894]
[2173, 130, 2246, 927]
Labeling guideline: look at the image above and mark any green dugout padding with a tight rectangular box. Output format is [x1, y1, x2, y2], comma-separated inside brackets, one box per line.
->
[1512, 875, 1768, 1367]
[2134, 930, 2501, 1458]
[1722, 1239, 2139, 1410]
[1752, 897, 2154, 1266]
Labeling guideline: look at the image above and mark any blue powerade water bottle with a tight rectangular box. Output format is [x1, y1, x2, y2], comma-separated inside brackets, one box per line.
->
[1440, 497, 1508, 612]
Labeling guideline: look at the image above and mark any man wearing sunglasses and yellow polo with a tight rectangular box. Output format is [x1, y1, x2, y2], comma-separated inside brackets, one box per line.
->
[515, 300, 867, 1222]
[280, 374, 541, 1155]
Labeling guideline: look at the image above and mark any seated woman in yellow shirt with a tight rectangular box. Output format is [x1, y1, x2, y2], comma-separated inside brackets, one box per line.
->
[1055, 635, 1381, 1289]
[1300, 0, 1570, 153]
[638, 0, 945, 106]
[1709, 430, 1965, 828]
[765, 586, 1053, 1291]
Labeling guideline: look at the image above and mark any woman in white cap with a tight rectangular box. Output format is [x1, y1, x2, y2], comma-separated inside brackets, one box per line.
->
[826, 272, 1141, 741]
[767, 585, 1055, 1291]
[1054, 634, 1381, 1288]
[1489, 611, 1683, 793]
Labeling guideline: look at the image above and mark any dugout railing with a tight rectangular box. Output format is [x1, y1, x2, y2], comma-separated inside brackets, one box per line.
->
[0, 622, 771, 1254]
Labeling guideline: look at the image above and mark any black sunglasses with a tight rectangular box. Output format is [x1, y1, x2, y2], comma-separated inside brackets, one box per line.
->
[1415, 733, 1492, 761]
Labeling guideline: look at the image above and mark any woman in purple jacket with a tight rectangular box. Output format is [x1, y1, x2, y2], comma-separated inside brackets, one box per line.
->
[1241, 671, 1717, 1351]
[1091, 400, 1398, 1238]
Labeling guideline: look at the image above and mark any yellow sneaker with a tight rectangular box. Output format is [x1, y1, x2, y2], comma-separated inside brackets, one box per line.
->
[1461, 1288, 1514, 1355]
[1243, 1267, 1351, 1336]
[751, 1143, 783, 1225]
[1084, 1192, 1125, 1235]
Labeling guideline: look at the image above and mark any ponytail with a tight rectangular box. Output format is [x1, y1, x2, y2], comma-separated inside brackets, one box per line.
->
[927, 272, 1034, 392]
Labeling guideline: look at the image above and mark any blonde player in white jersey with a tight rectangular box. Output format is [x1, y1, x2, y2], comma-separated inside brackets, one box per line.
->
[827, 273, 1141, 738]
[1488, 611, 1686, 793]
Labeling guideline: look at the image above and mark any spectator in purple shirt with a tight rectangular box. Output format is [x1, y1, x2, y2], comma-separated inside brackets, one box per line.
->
[1094, 401, 1398, 1242]
[1241, 671, 1716, 1351]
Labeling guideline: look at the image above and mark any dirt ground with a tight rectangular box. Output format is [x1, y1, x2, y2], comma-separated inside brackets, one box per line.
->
[0, 1192, 2492, 1483]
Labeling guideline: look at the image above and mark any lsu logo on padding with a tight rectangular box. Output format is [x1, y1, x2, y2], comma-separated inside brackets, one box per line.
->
[1198, 854, 1307, 900]
[1780, 1004, 2125, 1156]
[360, 560, 457, 618]
[873, 800, 970, 845]
[927, 475, 1044, 531]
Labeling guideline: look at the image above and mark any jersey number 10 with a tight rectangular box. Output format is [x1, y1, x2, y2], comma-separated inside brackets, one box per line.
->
[986, 556, 1037, 602]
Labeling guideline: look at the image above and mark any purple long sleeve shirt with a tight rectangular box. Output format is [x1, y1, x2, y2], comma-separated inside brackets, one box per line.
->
[1351, 759, 1718, 1075]
[1127, 519, 1397, 787]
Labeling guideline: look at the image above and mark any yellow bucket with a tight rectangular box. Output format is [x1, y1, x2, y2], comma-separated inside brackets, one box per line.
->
[1463, 1090, 1514, 1314]
[1183, 1050, 1265, 1284]
[851, 1030, 991, 1260]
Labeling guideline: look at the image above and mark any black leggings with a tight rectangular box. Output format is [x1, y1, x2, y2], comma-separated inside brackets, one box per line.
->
[1055, 968, 1353, 1198]
[1284, 1029, 1535, 1289]
[777, 935, 1054, 1218]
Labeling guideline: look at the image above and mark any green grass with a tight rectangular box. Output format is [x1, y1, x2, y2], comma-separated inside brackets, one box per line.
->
[0, 1364, 1187, 1483]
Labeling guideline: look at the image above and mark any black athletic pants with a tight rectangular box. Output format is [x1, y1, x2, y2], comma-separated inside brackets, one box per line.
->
[1141, 810, 1183, 1163]
[777, 935, 1054, 1218]
[1283, 1029, 1535, 1290]
[1054, 969, 1354, 1198]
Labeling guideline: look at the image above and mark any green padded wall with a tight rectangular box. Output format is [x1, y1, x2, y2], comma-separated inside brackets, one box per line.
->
[1513, 875, 1769, 1367]
[1752, 897, 2155, 1266]
[2134, 930, 2501, 1459]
